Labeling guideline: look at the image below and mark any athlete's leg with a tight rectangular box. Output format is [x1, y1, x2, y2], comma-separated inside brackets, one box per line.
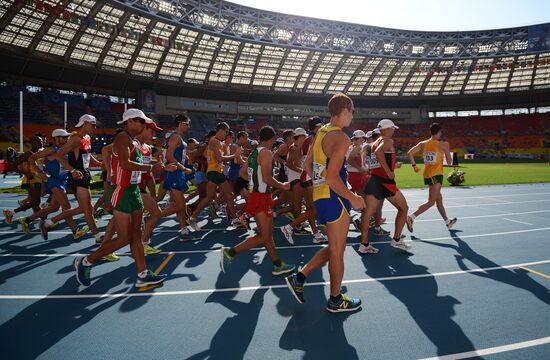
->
[386, 190, 409, 240]
[412, 183, 441, 218]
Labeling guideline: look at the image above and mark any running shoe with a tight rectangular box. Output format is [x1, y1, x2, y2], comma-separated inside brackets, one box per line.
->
[390, 238, 411, 251]
[144, 244, 162, 255]
[352, 218, 362, 232]
[17, 199, 25, 206]
[446, 218, 458, 230]
[293, 227, 311, 235]
[239, 212, 251, 231]
[406, 215, 414, 233]
[187, 217, 200, 231]
[285, 273, 305, 304]
[280, 224, 294, 245]
[230, 217, 243, 228]
[220, 247, 233, 273]
[95, 233, 105, 244]
[283, 212, 295, 221]
[39, 202, 48, 210]
[135, 270, 167, 288]
[224, 204, 230, 221]
[312, 232, 328, 244]
[372, 227, 390, 236]
[3, 209, 14, 224]
[18, 217, 30, 234]
[74, 256, 92, 286]
[179, 227, 191, 242]
[94, 208, 105, 218]
[272, 261, 296, 275]
[358, 243, 379, 254]
[326, 294, 362, 313]
[39, 219, 49, 240]
[72, 227, 89, 240]
[102, 253, 120, 262]
[209, 202, 218, 218]
[369, 218, 376, 228]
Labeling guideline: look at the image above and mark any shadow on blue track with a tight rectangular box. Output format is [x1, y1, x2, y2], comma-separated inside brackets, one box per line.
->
[356, 241, 478, 358]
[418, 230, 550, 306]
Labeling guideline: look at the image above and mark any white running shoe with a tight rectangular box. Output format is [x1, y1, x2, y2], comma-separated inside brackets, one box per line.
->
[390, 239, 411, 251]
[281, 224, 294, 245]
[187, 217, 200, 231]
[358, 243, 379, 254]
[446, 218, 457, 229]
[312, 232, 328, 244]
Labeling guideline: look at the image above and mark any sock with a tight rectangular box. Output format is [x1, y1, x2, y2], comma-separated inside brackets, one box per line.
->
[329, 294, 342, 303]
[228, 248, 237, 257]
[273, 259, 282, 267]
[24, 217, 31, 224]
[393, 237, 401, 242]
[82, 257, 92, 266]
[445, 218, 451, 224]
[409, 214, 416, 221]
[296, 271, 306, 283]
[94, 233, 102, 241]
[138, 270, 148, 278]
[375, 226, 381, 231]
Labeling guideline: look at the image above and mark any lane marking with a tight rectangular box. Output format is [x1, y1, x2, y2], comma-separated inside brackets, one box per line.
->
[1, 226, 550, 257]
[504, 218, 534, 226]
[138, 252, 175, 292]
[420, 336, 550, 360]
[0, 259, 548, 300]
[519, 266, 550, 279]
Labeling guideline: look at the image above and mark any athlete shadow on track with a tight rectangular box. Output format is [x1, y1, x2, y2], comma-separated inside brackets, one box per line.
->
[0, 265, 132, 359]
[358, 247, 477, 358]
[418, 230, 550, 306]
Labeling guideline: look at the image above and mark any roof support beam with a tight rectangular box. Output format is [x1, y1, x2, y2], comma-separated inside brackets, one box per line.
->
[342, 57, 371, 94]
[205, 37, 226, 83]
[63, 1, 104, 61]
[154, 26, 181, 79]
[126, 19, 158, 74]
[96, 12, 131, 69]
[270, 47, 292, 90]
[180, 32, 204, 82]
[322, 55, 349, 94]
[361, 58, 388, 95]
[380, 59, 405, 94]
[227, 42, 246, 84]
[27, 0, 72, 53]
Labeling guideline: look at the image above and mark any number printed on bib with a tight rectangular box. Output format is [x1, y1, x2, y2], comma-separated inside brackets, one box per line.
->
[423, 151, 437, 165]
[82, 153, 91, 169]
[312, 162, 325, 186]
[130, 170, 142, 184]
[369, 153, 381, 169]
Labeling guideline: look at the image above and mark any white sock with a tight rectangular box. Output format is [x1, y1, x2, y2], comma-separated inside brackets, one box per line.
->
[445, 218, 451, 224]
[138, 270, 148, 278]
[82, 257, 92, 266]
[94, 232, 102, 241]
[409, 214, 416, 221]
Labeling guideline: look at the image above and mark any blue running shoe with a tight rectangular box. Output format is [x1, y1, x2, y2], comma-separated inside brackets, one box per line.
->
[74, 256, 91, 286]
[272, 261, 296, 275]
[285, 273, 305, 304]
[326, 294, 362, 313]
[220, 247, 233, 273]
[135, 270, 167, 288]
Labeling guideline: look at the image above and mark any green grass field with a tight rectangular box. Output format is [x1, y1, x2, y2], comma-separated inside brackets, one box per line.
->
[1, 162, 549, 194]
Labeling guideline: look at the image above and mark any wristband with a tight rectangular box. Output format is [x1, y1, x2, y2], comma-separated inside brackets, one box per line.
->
[411, 164, 416, 167]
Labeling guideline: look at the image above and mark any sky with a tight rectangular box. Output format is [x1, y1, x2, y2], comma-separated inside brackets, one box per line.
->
[228, 0, 550, 31]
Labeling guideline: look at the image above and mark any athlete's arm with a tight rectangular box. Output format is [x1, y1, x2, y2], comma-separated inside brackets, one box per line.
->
[165, 135, 187, 171]
[407, 141, 424, 173]
[303, 137, 315, 179]
[212, 138, 234, 163]
[102, 144, 113, 180]
[324, 132, 365, 208]
[89, 154, 102, 168]
[441, 141, 452, 165]
[286, 145, 302, 173]
[375, 138, 395, 179]
[273, 143, 288, 164]
[259, 149, 289, 190]
[29, 147, 55, 180]
[115, 133, 156, 172]
[55, 135, 81, 178]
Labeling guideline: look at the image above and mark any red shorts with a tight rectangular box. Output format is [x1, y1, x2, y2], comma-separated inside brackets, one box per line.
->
[348, 172, 369, 192]
[246, 192, 274, 218]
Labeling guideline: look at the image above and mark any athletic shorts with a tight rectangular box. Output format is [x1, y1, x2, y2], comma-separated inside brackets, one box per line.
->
[101, 170, 108, 182]
[227, 168, 240, 183]
[193, 170, 207, 185]
[46, 177, 67, 193]
[364, 174, 398, 200]
[163, 170, 188, 192]
[290, 179, 300, 190]
[109, 185, 143, 214]
[68, 170, 91, 190]
[424, 175, 444, 186]
[234, 177, 249, 195]
[207, 171, 226, 185]
[245, 192, 274, 218]
[314, 196, 351, 225]
[140, 187, 148, 194]
[348, 172, 369, 192]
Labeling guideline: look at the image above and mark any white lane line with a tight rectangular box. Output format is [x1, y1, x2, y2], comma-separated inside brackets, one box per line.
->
[382, 199, 550, 213]
[503, 218, 534, 226]
[420, 336, 550, 360]
[0, 259, 548, 300]
[2, 226, 549, 257]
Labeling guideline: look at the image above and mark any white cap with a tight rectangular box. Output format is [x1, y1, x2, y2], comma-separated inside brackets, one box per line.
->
[51, 129, 71, 137]
[351, 130, 366, 139]
[293, 127, 307, 137]
[378, 119, 399, 130]
[75, 114, 96, 128]
[250, 140, 259, 146]
[372, 128, 381, 135]
[118, 108, 153, 124]
[365, 130, 373, 138]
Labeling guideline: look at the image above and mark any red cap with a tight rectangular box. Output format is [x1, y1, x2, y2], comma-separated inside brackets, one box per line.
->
[146, 121, 163, 132]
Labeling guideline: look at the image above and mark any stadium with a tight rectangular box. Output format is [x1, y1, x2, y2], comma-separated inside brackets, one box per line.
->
[0, 0, 549, 359]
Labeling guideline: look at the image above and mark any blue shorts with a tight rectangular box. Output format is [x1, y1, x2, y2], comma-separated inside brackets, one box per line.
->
[193, 170, 207, 186]
[227, 168, 240, 183]
[46, 177, 67, 193]
[314, 196, 351, 225]
[163, 170, 188, 192]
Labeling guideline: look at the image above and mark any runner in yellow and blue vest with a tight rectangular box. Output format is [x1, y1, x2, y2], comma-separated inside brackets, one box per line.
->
[406, 122, 457, 232]
[285, 93, 366, 313]
[219, 126, 296, 276]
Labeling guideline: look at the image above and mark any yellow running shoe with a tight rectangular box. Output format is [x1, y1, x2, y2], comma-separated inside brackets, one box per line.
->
[102, 253, 120, 262]
[144, 244, 162, 255]
[19, 217, 30, 234]
[3, 209, 14, 224]
[72, 227, 89, 240]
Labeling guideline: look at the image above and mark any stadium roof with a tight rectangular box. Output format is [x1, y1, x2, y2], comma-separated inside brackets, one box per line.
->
[1, 0, 550, 108]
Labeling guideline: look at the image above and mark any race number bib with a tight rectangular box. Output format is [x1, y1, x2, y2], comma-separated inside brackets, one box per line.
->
[130, 170, 142, 184]
[82, 153, 91, 169]
[312, 162, 325, 186]
[368, 153, 381, 169]
[423, 151, 437, 165]
[247, 167, 254, 191]
[143, 155, 151, 164]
